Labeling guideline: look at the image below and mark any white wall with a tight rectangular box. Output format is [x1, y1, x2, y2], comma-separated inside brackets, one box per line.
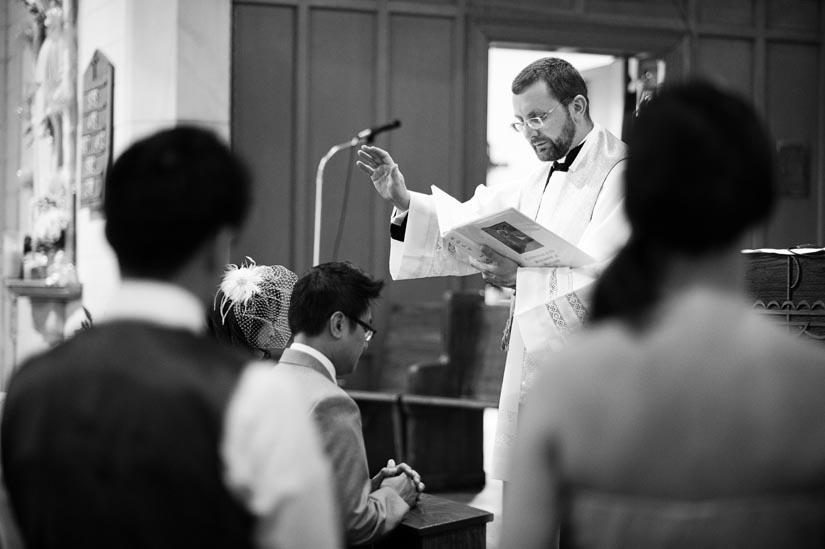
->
[70, 0, 231, 330]
[72, 0, 125, 329]
[581, 59, 625, 141]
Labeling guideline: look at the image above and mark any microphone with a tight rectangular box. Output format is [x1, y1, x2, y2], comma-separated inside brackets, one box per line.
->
[356, 119, 401, 143]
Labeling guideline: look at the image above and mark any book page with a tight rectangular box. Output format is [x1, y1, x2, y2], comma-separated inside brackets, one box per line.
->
[450, 208, 595, 268]
[431, 185, 478, 236]
[430, 185, 595, 268]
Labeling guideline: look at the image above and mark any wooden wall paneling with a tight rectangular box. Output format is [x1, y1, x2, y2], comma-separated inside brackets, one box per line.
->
[456, 17, 490, 300]
[474, 0, 686, 23]
[293, 1, 311, 271]
[485, 0, 573, 10]
[228, 0, 824, 391]
[370, 0, 391, 284]
[463, 21, 489, 225]
[239, 0, 375, 7]
[698, 0, 755, 27]
[354, 0, 394, 392]
[748, 0, 768, 247]
[384, 12, 465, 306]
[767, 0, 820, 31]
[765, 41, 820, 246]
[378, 298, 444, 392]
[449, 3, 466, 224]
[586, 0, 682, 20]
[476, 19, 687, 57]
[449, 0, 470, 295]
[231, 4, 297, 267]
[695, 37, 754, 99]
[388, 14, 455, 197]
[307, 7, 376, 270]
[663, 34, 690, 81]
[752, 0, 766, 111]
[305, 6, 379, 388]
[465, 15, 687, 109]
[373, 0, 467, 293]
[820, 1, 825, 243]
[681, 0, 698, 78]
[363, 2, 393, 389]
[394, 0, 458, 5]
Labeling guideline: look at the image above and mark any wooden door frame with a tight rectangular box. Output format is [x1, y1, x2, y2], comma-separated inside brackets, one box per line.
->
[463, 15, 689, 205]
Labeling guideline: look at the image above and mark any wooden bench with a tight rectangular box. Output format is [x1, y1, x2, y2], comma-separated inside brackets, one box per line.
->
[744, 249, 825, 345]
[349, 390, 488, 491]
[403, 291, 508, 491]
[350, 290, 510, 492]
[349, 390, 405, 472]
[362, 493, 493, 549]
[406, 290, 509, 405]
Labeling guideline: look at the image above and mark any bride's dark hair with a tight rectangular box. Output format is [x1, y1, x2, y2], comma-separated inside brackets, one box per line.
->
[592, 80, 776, 326]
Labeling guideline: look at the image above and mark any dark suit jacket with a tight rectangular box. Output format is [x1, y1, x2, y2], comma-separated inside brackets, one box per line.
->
[1, 322, 255, 549]
[276, 347, 409, 545]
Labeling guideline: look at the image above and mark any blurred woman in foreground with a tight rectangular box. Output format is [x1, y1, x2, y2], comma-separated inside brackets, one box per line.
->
[503, 80, 825, 548]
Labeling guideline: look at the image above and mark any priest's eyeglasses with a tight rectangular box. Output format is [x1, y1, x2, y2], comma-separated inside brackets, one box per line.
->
[510, 101, 567, 132]
[350, 316, 377, 342]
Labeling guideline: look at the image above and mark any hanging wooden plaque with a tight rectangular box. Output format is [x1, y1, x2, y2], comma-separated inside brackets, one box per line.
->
[80, 50, 114, 210]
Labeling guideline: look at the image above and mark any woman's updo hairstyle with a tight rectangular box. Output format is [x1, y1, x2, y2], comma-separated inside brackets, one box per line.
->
[626, 80, 775, 252]
[593, 80, 777, 324]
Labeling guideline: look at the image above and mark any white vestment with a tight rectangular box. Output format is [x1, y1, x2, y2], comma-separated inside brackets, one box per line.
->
[389, 124, 630, 479]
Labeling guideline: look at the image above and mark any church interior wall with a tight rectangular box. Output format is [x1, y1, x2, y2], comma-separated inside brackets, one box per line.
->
[0, 0, 822, 390]
[0, 0, 232, 383]
[230, 0, 824, 390]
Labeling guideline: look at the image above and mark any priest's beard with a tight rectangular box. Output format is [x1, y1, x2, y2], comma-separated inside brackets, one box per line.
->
[530, 111, 576, 162]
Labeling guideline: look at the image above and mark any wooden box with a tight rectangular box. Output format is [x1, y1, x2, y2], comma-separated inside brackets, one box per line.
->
[743, 249, 825, 345]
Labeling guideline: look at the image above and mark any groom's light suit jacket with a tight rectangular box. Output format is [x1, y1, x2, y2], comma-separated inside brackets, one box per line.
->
[276, 347, 410, 546]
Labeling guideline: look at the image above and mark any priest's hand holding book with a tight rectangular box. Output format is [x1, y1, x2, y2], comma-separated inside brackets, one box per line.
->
[468, 246, 518, 289]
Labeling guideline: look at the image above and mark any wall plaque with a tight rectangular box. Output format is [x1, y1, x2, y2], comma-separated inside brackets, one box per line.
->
[80, 50, 114, 210]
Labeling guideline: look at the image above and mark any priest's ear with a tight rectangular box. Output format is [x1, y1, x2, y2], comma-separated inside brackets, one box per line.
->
[568, 94, 589, 120]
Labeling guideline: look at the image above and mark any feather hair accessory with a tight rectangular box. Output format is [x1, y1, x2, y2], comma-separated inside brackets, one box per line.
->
[214, 259, 298, 353]
[218, 257, 270, 324]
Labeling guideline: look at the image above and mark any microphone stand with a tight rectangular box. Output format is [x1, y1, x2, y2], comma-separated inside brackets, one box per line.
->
[313, 136, 360, 266]
[313, 120, 400, 266]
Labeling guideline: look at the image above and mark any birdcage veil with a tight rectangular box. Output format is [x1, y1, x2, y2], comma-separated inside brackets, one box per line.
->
[216, 258, 298, 353]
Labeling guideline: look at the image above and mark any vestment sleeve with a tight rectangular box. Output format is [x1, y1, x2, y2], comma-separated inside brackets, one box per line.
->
[389, 177, 529, 280]
[389, 191, 478, 279]
[515, 161, 629, 358]
[222, 364, 341, 549]
[312, 394, 410, 545]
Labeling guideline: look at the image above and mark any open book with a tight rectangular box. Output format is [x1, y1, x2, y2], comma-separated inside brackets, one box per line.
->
[431, 185, 595, 268]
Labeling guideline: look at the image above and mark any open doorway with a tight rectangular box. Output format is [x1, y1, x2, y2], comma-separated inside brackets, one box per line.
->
[485, 45, 664, 189]
[482, 45, 664, 305]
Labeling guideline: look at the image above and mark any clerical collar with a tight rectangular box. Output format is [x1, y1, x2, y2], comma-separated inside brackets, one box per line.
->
[544, 138, 586, 193]
[552, 139, 585, 173]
